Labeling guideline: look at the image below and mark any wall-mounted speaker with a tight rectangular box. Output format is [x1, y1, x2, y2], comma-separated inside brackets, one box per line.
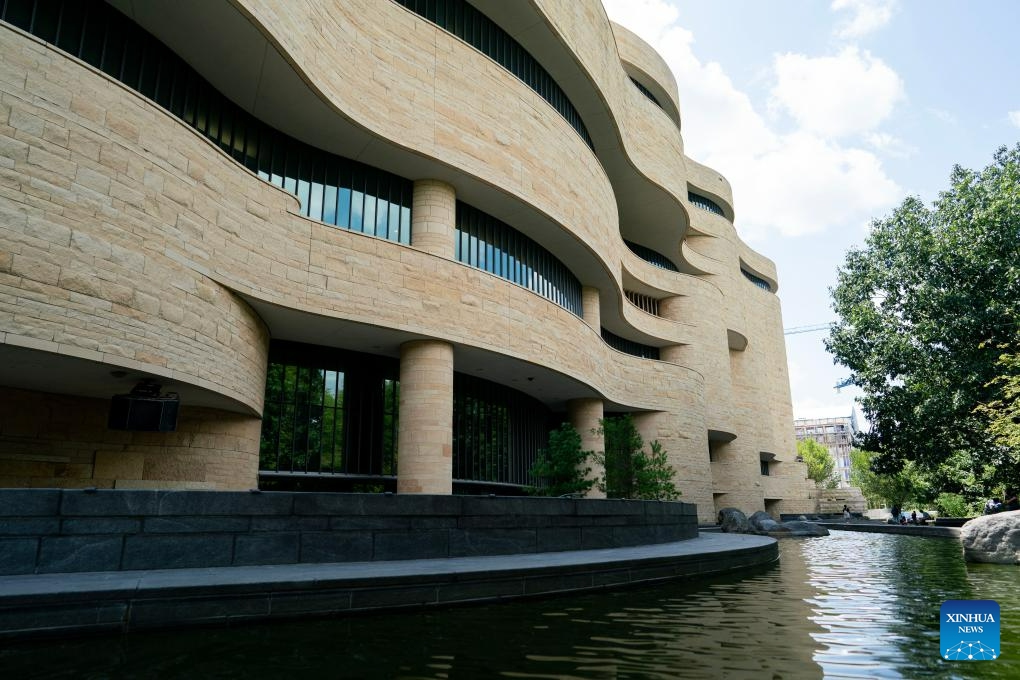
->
[108, 395, 179, 432]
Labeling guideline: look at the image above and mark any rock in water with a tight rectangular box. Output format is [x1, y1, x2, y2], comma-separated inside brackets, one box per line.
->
[961, 510, 1020, 564]
[748, 510, 781, 533]
[718, 507, 749, 533]
[779, 521, 830, 537]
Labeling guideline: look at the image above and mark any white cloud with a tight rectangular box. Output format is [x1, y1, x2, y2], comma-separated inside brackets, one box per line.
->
[771, 48, 905, 138]
[928, 108, 957, 125]
[831, 0, 897, 39]
[1009, 110, 1020, 128]
[602, 0, 902, 240]
[864, 132, 916, 158]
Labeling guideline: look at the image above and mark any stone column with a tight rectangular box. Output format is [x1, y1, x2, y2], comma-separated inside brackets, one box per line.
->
[397, 339, 454, 494]
[581, 286, 601, 332]
[568, 397, 605, 498]
[410, 179, 456, 259]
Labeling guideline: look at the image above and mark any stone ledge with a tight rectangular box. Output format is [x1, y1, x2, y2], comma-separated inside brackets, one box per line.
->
[0, 533, 777, 639]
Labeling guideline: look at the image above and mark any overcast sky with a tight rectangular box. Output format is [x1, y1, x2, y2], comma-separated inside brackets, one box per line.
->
[602, 0, 1020, 425]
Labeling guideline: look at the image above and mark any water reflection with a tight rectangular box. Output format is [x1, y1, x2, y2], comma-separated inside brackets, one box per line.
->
[2, 533, 1017, 679]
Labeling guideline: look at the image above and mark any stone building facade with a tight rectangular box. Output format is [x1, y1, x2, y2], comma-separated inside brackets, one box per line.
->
[0, 0, 813, 521]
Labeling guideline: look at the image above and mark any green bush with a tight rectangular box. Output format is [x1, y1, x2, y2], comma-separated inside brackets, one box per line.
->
[934, 492, 976, 518]
[596, 415, 680, 500]
[528, 423, 594, 497]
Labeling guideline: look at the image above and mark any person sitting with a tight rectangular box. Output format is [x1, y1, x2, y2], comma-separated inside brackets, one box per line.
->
[984, 498, 1001, 514]
[1005, 489, 1019, 512]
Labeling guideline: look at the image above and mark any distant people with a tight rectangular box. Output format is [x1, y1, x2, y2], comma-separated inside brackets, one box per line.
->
[843, 504, 851, 522]
[1005, 489, 1019, 512]
[984, 498, 1001, 514]
[910, 510, 918, 525]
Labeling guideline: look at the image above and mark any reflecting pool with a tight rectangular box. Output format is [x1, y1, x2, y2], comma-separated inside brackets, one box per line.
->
[3, 532, 1018, 679]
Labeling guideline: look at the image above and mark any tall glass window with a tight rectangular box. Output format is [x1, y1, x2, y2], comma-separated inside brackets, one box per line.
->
[259, 343, 399, 478]
[394, 0, 593, 151]
[457, 202, 582, 316]
[258, 342, 554, 492]
[3, 0, 413, 244]
[453, 374, 551, 487]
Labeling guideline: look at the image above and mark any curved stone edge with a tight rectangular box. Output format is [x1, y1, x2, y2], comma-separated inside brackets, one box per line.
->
[0, 533, 777, 640]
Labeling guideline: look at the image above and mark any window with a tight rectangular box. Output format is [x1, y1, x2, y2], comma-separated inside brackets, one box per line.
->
[601, 328, 660, 360]
[629, 76, 662, 109]
[624, 240, 680, 272]
[688, 191, 725, 216]
[5, 0, 413, 245]
[625, 290, 660, 316]
[259, 343, 399, 477]
[457, 202, 582, 316]
[760, 460, 770, 476]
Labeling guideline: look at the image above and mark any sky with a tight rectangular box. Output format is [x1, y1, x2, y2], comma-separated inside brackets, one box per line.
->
[602, 0, 1020, 426]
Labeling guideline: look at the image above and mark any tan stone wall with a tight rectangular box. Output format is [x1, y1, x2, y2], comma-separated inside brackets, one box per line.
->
[0, 2, 809, 522]
[0, 386, 261, 489]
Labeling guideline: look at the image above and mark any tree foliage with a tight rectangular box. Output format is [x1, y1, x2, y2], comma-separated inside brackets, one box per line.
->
[977, 349, 1020, 452]
[849, 449, 925, 508]
[826, 145, 1020, 488]
[796, 439, 839, 488]
[596, 415, 680, 500]
[529, 422, 594, 497]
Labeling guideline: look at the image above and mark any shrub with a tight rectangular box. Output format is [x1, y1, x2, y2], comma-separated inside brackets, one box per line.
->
[529, 422, 594, 497]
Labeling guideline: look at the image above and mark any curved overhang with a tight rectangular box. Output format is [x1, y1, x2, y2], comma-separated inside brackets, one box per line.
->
[0, 343, 257, 415]
[106, 0, 619, 297]
[471, 0, 693, 258]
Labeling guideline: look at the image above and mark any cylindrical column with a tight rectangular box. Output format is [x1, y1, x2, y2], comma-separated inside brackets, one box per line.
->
[410, 179, 456, 258]
[581, 286, 601, 331]
[397, 339, 454, 494]
[568, 397, 605, 498]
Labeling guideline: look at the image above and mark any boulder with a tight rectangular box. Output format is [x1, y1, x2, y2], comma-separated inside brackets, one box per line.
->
[779, 521, 830, 537]
[718, 507, 749, 533]
[961, 510, 1020, 564]
[748, 510, 782, 534]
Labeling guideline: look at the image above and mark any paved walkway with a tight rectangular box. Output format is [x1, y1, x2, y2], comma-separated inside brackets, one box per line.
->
[0, 532, 777, 639]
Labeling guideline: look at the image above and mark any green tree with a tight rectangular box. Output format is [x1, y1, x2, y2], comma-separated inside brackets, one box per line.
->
[596, 415, 680, 500]
[826, 145, 1020, 486]
[849, 449, 926, 509]
[796, 439, 839, 488]
[632, 440, 682, 501]
[977, 349, 1020, 461]
[529, 422, 594, 497]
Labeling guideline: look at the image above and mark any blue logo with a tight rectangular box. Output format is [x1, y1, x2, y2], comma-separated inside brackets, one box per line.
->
[941, 600, 1000, 661]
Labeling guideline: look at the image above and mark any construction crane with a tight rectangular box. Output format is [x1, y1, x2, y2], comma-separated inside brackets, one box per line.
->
[783, 322, 834, 336]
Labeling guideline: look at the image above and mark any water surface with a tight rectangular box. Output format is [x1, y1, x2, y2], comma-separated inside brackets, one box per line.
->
[3, 532, 1018, 679]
